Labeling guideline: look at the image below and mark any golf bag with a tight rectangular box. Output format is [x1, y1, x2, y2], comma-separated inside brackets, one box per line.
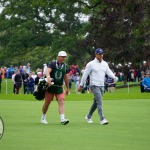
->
[33, 79, 48, 100]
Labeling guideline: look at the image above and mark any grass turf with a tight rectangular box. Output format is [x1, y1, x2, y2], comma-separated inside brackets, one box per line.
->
[0, 81, 150, 150]
[0, 98, 150, 149]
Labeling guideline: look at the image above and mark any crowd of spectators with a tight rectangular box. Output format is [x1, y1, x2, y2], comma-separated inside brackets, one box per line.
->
[0, 60, 150, 94]
[0, 63, 44, 94]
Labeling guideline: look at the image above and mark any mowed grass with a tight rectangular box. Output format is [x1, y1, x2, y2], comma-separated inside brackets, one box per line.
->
[0, 80, 150, 150]
[0, 99, 150, 150]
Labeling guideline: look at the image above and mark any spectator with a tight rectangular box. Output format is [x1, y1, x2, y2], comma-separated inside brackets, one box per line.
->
[139, 71, 145, 93]
[142, 72, 150, 92]
[106, 77, 116, 93]
[26, 74, 35, 94]
[74, 72, 80, 94]
[31, 72, 37, 81]
[7, 65, 14, 78]
[26, 63, 31, 74]
[86, 76, 90, 93]
[67, 71, 73, 94]
[22, 70, 29, 94]
[14, 70, 22, 94]
[19, 65, 24, 75]
[43, 63, 47, 77]
[12, 71, 17, 94]
[34, 72, 41, 91]
[141, 61, 148, 72]
[1, 67, 6, 78]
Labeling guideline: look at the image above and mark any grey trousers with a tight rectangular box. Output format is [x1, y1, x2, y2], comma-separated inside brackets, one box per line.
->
[87, 85, 105, 121]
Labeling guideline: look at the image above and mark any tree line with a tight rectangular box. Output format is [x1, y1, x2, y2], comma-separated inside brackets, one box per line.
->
[0, 0, 149, 70]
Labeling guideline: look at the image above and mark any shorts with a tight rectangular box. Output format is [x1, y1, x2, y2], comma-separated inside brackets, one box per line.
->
[45, 91, 65, 102]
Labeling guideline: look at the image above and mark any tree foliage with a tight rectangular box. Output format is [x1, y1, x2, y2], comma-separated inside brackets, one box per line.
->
[0, 0, 149, 69]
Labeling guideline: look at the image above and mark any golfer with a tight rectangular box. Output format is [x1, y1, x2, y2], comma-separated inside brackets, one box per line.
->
[78, 48, 118, 125]
[41, 51, 70, 125]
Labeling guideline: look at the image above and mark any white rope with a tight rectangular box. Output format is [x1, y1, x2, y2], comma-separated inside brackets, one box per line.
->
[5, 79, 8, 94]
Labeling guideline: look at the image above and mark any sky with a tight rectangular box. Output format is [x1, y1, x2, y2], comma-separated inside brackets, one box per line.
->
[0, 6, 4, 13]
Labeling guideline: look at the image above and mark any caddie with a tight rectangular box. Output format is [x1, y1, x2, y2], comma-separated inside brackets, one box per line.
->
[41, 51, 70, 125]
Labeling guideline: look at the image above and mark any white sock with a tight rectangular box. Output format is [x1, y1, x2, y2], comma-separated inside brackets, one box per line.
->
[60, 114, 65, 122]
[42, 114, 46, 119]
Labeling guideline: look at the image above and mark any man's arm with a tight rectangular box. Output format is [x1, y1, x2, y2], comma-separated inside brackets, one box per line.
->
[45, 67, 52, 85]
[106, 66, 118, 83]
[64, 74, 69, 95]
[78, 63, 91, 92]
[142, 79, 146, 88]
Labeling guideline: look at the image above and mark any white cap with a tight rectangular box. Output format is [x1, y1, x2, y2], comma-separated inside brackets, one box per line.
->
[37, 72, 41, 75]
[43, 63, 47, 66]
[118, 63, 122, 66]
[58, 51, 67, 57]
[143, 61, 146, 64]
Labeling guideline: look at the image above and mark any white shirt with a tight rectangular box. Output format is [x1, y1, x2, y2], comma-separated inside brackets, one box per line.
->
[43, 65, 47, 76]
[31, 74, 37, 81]
[80, 58, 116, 86]
[12, 74, 16, 83]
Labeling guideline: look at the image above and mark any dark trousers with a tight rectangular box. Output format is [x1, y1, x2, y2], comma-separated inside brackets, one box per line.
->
[23, 83, 27, 94]
[15, 83, 22, 94]
[13, 84, 16, 94]
[140, 84, 145, 93]
[27, 87, 34, 94]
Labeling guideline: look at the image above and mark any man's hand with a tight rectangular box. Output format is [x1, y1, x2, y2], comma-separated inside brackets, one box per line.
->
[78, 85, 82, 92]
[46, 77, 51, 86]
[65, 88, 70, 96]
[45, 77, 54, 86]
[114, 77, 118, 83]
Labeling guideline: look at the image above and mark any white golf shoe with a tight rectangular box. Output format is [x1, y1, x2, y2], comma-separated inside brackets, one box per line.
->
[60, 119, 69, 125]
[41, 117, 48, 124]
[100, 118, 109, 125]
[85, 116, 93, 124]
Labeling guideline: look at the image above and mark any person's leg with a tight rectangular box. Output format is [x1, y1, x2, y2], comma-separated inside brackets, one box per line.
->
[23, 84, 25, 94]
[27, 87, 29, 94]
[41, 91, 54, 124]
[56, 92, 69, 125]
[24, 83, 27, 94]
[13, 84, 16, 94]
[42, 91, 53, 114]
[28, 88, 31, 94]
[87, 98, 97, 119]
[31, 87, 34, 94]
[15, 83, 19, 94]
[90, 86, 105, 121]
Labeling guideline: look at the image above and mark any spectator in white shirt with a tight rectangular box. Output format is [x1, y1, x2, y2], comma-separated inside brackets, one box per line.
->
[12, 71, 17, 94]
[74, 72, 80, 94]
[78, 48, 118, 125]
[43, 63, 47, 77]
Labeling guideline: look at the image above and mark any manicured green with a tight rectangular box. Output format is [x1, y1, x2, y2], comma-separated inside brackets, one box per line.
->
[0, 82, 150, 150]
[0, 99, 150, 150]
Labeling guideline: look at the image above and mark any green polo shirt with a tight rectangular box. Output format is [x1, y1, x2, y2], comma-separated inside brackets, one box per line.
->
[47, 61, 67, 94]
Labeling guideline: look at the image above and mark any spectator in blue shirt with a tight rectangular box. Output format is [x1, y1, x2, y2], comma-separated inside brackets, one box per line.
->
[142, 72, 150, 92]
[106, 77, 116, 93]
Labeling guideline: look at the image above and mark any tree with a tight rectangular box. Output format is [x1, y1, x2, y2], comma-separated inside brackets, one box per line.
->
[0, 0, 149, 69]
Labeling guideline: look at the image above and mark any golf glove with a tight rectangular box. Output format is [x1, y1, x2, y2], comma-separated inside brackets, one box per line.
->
[114, 77, 118, 83]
